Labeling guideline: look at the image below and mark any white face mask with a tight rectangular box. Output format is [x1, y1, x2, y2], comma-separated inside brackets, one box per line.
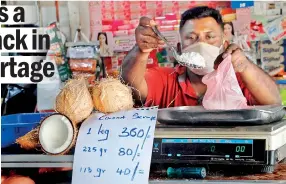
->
[182, 42, 223, 76]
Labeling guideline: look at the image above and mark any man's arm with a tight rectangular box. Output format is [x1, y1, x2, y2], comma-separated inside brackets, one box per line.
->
[240, 61, 281, 105]
[121, 45, 149, 101]
[223, 44, 281, 105]
[121, 17, 164, 102]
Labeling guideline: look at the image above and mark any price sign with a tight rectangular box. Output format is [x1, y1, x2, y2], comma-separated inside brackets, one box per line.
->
[72, 107, 158, 184]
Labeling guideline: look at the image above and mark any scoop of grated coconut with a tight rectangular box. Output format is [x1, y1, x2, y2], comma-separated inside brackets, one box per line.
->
[177, 52, 206, 68]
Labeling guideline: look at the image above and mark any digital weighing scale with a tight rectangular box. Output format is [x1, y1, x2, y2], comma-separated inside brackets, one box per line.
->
[151, 105, 286, 174]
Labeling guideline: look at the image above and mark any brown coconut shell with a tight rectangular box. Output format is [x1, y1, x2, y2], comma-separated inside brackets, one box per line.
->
[2, 175, 7, 183]
[2, 176, 35, 184]
[55, 77, 94, 124]
[92, 78, 134, 113]
[15, 128, 39, 150]
[38, 113, 78, 155]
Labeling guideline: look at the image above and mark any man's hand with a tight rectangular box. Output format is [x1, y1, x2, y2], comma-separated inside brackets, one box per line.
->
[222, 43, 250, 73]
[221, 44, 281, 105]
[135, 17, 165, 53]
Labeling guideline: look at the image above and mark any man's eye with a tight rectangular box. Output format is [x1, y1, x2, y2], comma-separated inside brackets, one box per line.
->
[206, 35, 215, 39]
[189, 36, 197, 40]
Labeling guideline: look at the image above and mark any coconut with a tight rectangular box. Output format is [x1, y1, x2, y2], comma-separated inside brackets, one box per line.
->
[55, 77, 93, 124]
[2, 176, 35, 184]
[92, 78, 134, 113]
[38, 113, 77, 155]
[15, 128, 39, 150]
[2, 176, 7, 183]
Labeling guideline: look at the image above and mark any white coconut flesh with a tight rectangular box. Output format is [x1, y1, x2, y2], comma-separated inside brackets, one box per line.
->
[39, 114, 74, 154]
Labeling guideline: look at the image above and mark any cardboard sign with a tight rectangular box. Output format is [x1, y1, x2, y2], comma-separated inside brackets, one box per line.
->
[72, 107, 158, 184]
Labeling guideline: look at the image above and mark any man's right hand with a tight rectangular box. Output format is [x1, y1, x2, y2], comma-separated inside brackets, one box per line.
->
[135, 17, 165, 53]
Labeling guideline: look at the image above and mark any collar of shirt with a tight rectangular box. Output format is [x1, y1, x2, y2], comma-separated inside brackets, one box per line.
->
[174, 65, 198, 99]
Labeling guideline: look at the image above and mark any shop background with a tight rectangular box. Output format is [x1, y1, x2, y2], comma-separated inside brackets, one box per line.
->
[3, 1, 286, 110]
[3, 1, 285, 77]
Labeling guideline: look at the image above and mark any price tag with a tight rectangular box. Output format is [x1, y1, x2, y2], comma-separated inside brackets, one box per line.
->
[72, 107, 158, 184]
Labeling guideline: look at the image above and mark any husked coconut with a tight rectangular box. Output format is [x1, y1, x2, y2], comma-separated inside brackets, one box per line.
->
[38, 114, 77, 155]
[92, 78, 134, 113]
[55, 77, 93, 124]
[16, 128, 39, 150]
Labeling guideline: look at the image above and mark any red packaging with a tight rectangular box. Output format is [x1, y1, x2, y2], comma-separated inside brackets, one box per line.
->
[69, 58, 97, 73]
[72, 72, 96, 85]
[147, 49, 159, 68]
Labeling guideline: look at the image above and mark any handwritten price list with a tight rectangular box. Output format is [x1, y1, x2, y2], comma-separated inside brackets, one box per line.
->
[72, 107, 158, 184]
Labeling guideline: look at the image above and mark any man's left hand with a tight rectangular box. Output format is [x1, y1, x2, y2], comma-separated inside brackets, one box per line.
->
[222, 43, 250, 73]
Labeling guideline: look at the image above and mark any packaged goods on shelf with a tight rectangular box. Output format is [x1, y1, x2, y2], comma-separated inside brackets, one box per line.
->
[72, 72, 96, 85]
[69, 58, 97, 73]
[66, 44, 100, 85]
[260, 39, 286, 74]
[165, 13, 177, 20]
[102, 25, 112, 32]
[130, 19, 139, 27]
[113, 35, 136, 52]
[118, 24, 133, 30]
[67, 46, 96, 59]
[128, 29, 135, 35]
[46, 23, 71, 82]
[46, 24, 66, 55]
[113, 30, 129, 37]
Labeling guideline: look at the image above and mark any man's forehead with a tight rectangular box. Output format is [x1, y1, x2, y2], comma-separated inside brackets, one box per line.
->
[181, 17, 221, 33]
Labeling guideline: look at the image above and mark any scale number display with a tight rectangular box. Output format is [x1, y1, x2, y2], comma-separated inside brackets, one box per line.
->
[161, 139, 253, 157]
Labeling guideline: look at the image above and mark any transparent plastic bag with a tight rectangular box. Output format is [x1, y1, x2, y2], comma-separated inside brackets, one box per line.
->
[202, 55, 248, 110]
[67, 46, 96, 59]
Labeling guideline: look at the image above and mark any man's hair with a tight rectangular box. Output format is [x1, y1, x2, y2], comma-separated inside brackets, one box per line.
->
[179, 6, 223, 30]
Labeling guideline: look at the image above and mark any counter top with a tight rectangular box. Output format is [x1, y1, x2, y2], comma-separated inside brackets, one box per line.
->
[149, 163, 286, 181]
[208, 163, 286, 180]
[2, 164, 285, 184]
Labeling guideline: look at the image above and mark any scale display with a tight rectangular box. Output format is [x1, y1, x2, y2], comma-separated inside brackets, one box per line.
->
[152, 138, 266, 163]
[161, 139, 253, 157]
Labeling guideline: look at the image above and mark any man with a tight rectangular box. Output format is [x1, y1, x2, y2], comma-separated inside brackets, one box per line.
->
[121, 6, 281, 108]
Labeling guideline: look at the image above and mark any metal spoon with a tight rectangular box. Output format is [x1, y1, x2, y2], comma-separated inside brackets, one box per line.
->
[151, 26, 203, 69]
[151, 26, 180, 59]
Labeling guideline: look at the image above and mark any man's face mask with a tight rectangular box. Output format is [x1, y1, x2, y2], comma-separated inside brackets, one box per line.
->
[182, 42, 223, 76]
